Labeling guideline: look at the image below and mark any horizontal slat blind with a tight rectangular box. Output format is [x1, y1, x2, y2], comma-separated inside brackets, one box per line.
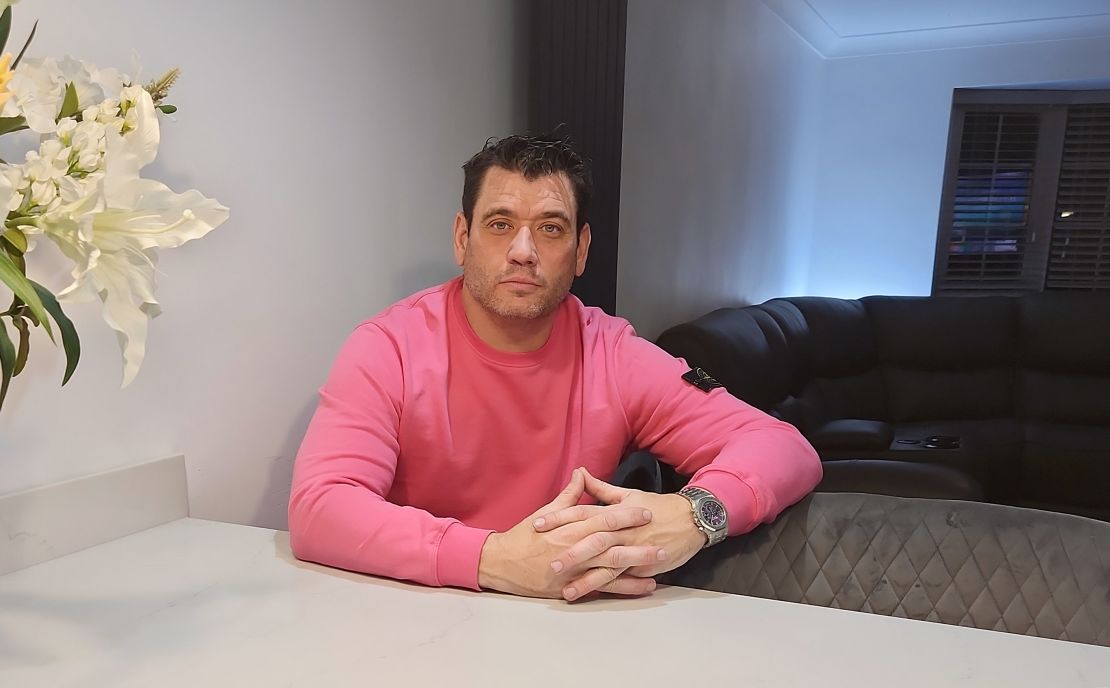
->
[1046, 104, 1110, 291]
[936, 112, 1040, 293]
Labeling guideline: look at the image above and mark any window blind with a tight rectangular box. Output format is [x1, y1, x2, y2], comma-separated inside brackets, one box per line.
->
[1046, 104, 1110, 291]
[935, 112, 1041, 293]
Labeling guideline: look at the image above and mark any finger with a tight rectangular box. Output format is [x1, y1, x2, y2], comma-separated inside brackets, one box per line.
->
[550, 509, 656, 574]
[580, 467, 633, 505]
[532, 504, 606, 532]
[562, 568, 659, 601]
[561, 566, 621, 601]
[585, 545, 668, 571]
[577, 504, 652, 535]
[598, 574, 657, 597]
[625, 564, 669, 578]
[537, 468, 585, 516]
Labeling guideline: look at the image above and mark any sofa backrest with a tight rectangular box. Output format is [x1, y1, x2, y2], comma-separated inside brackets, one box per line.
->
[1015, 293, 1110, 506]
[656, 292, 1110, 430]
[1018, 292, 1110, 425]
[654, 306, 794, 412]
[862, 295, 1018, 423]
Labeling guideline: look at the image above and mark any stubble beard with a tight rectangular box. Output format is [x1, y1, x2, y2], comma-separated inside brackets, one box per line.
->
[462, 258, 573, 321]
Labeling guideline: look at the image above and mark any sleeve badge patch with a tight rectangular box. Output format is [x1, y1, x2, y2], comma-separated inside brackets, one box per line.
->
[682, 367, 723, 393]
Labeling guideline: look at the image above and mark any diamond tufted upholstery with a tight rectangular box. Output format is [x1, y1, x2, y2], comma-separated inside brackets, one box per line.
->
[662, 492, 1110, 646]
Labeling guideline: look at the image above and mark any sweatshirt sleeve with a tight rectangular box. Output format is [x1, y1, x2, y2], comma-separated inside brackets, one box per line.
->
[287, 323, 492, 590]
[612, 325, 822, 535]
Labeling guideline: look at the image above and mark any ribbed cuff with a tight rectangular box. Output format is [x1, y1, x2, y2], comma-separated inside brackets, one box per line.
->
[435, 521, 494, 590]
[687, 471, 760, 536]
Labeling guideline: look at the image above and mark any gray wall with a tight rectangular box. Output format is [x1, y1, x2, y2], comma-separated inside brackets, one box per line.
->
[807, 36, 1110, 298]
[0, 0, 525, 530]
[617, 0, 823, 339]
[618, 1, 1110, 340]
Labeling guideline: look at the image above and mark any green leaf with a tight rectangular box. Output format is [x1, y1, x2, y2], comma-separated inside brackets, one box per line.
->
[0, 115, 27, 137]
[57, 82, 79, 122]
[12, 19, 36, 69]
[1, 228, 27, 254]
[31, 281, 79, 384]
[0, 6, 11, 56]
[11, 312, 27, 376]
[0, 317, 14, 412]
[0, 249, 53, 341]
[157, 104, 178, 114]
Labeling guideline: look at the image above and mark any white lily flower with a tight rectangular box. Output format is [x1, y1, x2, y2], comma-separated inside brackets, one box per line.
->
[117, 85, 159, 169]
[4, 56, 128, 134]
[39, 133, 229, 386]
[4, 57, 65, 133]
[0, 167, 15, 216]
[0, 163, 26, 213]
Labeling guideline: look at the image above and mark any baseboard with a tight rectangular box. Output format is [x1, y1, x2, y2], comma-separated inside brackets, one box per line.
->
[0, 455, 188, 576]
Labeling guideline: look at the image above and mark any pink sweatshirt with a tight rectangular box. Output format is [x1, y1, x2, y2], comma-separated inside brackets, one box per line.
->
[288, 278, 821, 590]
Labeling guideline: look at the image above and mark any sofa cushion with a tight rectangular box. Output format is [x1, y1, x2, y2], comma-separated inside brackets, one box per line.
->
[883, 367, 1015, 422]
[787, 297, 877, 376]
[1019, 369, 1110, 424]
[1021, 422, 1110, 509]
[816, 459, 983, 501]
[1020, 292, 1110, 374]
[756, 299, 812, 392]
[656, 307, 792, 411]
[809, 419, 894, 451]
[864, 295, 1019, 368]
[802, 370, 889, 424]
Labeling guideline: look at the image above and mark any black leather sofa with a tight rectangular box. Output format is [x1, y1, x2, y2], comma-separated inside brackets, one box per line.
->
[655, 293, 1110, 521]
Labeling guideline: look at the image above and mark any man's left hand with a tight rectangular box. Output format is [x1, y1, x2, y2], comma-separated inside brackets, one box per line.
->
[532, 468, 708, 600]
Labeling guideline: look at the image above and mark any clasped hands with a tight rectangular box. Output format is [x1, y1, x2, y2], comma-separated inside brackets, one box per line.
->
[477, 467, 708, 602]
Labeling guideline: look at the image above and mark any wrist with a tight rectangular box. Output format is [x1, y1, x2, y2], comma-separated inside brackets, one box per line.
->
[477, 531, 505, 591]
[666, 494, 709, 549]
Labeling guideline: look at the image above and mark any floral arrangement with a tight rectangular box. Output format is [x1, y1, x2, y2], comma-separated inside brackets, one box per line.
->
[0, 0, 228, 411]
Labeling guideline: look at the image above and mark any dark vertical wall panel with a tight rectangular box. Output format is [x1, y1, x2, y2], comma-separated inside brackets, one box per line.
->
[527, 0, 627, 314]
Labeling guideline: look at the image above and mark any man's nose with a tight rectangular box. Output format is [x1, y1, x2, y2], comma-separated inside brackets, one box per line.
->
[507, 225, 538, 266]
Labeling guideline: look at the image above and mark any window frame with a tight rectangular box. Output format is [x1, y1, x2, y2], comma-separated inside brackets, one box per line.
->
[932, 89, 1110, 295]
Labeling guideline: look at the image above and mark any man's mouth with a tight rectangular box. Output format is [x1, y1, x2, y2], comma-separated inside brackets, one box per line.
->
[501, 277, 542, 287]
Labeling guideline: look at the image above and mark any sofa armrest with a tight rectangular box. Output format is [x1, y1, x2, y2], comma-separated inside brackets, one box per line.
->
[817, 459, 984, 501]
[808, 419, 894, 451]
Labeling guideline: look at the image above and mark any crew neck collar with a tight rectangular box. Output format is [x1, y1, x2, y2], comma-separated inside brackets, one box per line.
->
[448, 277, 564, 367]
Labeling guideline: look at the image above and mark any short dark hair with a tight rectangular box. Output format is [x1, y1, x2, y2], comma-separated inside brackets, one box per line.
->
[461, 133, 592, 233]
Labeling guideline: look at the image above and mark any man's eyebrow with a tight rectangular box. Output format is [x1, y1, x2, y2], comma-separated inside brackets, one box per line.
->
[480, 208, 572, 224]
[536, 210, 572, 224]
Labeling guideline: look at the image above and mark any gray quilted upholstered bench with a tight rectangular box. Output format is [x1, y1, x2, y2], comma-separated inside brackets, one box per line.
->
[662, 492, 1110, 646]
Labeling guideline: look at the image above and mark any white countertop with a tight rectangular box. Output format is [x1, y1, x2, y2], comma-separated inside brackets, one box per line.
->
[1, 518, 1108, 687]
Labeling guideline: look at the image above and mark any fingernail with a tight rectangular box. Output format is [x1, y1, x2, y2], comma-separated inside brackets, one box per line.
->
[533, 518, 545, 528]
[564, 586, 577, 599]
[550, 561, 564, 573]
[642, 509, 652, 521]
[647, 579, 657, 591]
[657, 549, 667, 561]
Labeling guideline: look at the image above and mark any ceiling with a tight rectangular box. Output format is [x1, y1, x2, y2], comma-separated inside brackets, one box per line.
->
[763, 0, 1110, 58]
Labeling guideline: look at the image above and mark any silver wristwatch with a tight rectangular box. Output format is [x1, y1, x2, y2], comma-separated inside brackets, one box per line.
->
[677, 486, 728, 548]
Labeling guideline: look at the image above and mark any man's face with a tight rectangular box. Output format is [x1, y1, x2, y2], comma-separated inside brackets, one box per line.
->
[453, 167, 591, 320]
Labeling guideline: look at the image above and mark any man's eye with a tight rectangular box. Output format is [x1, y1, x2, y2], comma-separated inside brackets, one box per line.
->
[540, 224, 563, 234]
[491, 221, 511, 232]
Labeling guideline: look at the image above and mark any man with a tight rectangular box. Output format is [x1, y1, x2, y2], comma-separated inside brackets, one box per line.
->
[289, 134, 821, 602]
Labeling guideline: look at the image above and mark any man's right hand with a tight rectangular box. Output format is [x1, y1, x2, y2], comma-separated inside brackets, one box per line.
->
[477, 468, 667, 600]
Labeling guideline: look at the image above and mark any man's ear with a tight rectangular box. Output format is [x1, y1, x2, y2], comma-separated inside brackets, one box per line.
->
[575, 223, 591, 277]
[452, 211, 469, 267]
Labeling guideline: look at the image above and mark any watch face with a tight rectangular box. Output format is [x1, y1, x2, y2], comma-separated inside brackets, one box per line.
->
[699, 500, 727, 529]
